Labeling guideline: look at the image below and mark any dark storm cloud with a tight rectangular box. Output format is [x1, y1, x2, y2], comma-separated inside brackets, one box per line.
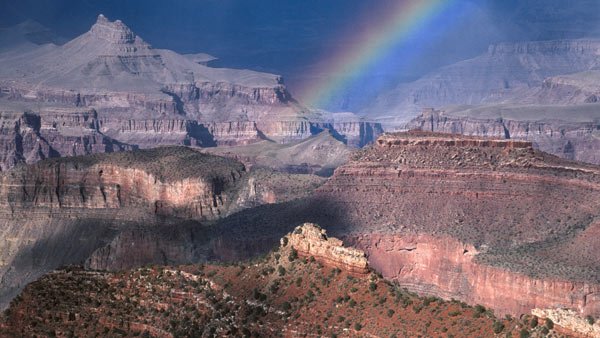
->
[1, 0, 598, 103]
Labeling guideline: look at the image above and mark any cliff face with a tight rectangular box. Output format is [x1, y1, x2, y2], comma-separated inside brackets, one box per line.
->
[312, 131, 600, 318]
[0, 163, 238, 220]
[0, 147, 244, 308]
[0, 15, 382, 171]
[0, 147, 327, 309]
[408, 108, 600, 165]
[0, 110, 134, 171]
[363, 39, 600, 125]
[345, 233, 600, 318]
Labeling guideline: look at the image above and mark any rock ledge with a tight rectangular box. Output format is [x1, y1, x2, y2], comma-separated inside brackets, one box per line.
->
[282, 223, 369, 275]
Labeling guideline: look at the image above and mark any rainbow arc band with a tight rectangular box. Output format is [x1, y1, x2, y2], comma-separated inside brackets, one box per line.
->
[300, 0, 455, 109]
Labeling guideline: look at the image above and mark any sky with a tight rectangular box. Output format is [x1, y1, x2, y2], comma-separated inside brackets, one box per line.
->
[1, 0, 599, 111]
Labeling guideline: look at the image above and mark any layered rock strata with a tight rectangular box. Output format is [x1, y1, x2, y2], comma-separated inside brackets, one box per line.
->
[0, 15, 382, 170]
[409, 108, 600, 165]
[0, 109, 134, 171]
[308, 131, 600, 319]
[0, 147, 325, 309]
[282, 223, 369, 275]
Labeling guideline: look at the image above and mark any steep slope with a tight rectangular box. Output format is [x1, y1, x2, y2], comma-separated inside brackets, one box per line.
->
[205, 132, 600, 327]
[366, 39, 600, 124]
[316, 132, 600, 319]
[408, 107, 600, 165]
[0, 147, 325, 310]
[0, 224, 556, 338]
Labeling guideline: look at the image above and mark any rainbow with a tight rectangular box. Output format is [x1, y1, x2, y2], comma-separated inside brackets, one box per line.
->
[299, 0, 458, 110]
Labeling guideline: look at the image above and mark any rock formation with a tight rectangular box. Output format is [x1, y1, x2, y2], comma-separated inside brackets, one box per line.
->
[0, 16, 382, 171]
[0, 146, 325, 309]
[532, 308, 600, 337]
[408, 107, 600, 165]
[365, 39, 600, 125]
[310, 131, 600, 319]
[0, 108, 135, 171]
[282, 223, 368, 275]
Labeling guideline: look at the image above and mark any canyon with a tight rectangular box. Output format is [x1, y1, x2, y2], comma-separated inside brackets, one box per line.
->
[408, 107, 600, 165]
[203, 131, 600, 328]
[0, 15, 382, 171]
[0, 224, 546, 337]
[1, 131, 599, 335]
[0, 147, 325, 310]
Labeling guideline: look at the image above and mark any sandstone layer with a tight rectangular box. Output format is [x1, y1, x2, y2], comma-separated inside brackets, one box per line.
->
[0, 147, 325, 309]
[408, 108, 600, 165]
[314, 131, 600, 318]
[283, 223, 369, 275]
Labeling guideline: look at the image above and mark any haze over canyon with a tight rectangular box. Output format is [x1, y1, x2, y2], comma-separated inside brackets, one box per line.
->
[0, 1, 599, 337]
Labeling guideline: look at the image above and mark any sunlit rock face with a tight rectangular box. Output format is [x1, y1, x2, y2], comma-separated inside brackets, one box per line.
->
[0, 15, 382, 170]
[311, 131, 600, 317]
[283, 223, 369, 275]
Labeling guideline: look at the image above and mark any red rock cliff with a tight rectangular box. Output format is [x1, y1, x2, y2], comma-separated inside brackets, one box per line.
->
[314, 131, 600, 318]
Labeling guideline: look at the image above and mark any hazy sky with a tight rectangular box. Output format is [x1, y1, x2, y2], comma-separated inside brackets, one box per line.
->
[1, 0, 599, 110]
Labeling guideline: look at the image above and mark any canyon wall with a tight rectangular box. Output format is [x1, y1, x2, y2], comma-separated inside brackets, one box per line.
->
[0, 147, 244, 309]
[0, 110, 134, 171]
[408, 109, 600, 165]
[0, 147, 328, 309]
[345, 233, 600, 317]
[311, 131, 600, 318]
[0, 108, 382, 171]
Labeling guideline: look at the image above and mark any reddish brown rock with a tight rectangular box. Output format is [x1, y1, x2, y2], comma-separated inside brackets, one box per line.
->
[408, 108, 600, 165]
[0, 147, 327, 309]
[311, 131, 600, 318]
[283, 223, 369, 275]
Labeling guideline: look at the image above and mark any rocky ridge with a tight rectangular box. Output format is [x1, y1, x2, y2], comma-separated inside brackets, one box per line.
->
[408, 107, 600, 165]
[283, 223, 369, 275]
[0, 224, 553, 338]
[0, 147, 325, 309]
[0, 16, 382, 171]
